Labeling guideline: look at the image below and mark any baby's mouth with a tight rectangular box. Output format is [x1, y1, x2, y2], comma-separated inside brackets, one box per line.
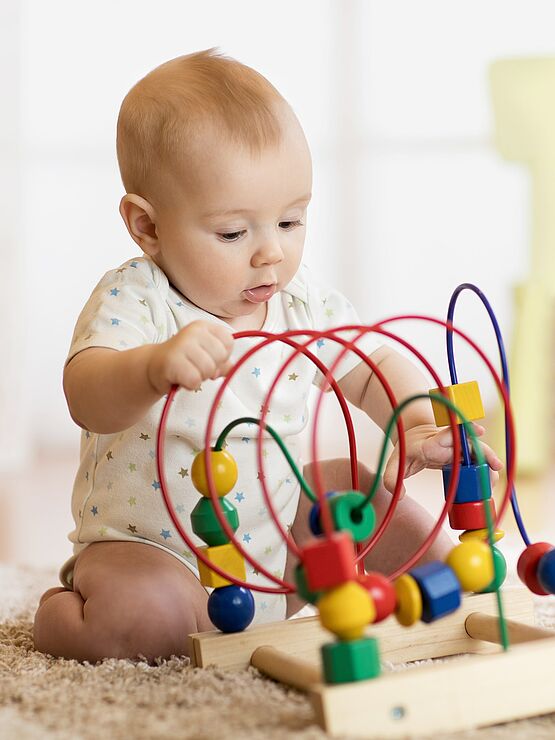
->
[243, 284, 276, 303]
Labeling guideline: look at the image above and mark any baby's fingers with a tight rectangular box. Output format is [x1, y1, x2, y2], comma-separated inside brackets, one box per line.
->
[435, 422, 484, 448]
[437, 426, 504, 471]
[210, 359, 234, 380]
[382, 447, 407, 497]
[472, 440, 504, 472]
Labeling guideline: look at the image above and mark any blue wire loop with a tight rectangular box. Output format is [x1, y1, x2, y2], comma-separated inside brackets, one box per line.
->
[446, 283, 530, 546]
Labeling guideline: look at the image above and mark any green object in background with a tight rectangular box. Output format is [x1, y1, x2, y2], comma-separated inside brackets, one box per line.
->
[490, 58, 555, 475]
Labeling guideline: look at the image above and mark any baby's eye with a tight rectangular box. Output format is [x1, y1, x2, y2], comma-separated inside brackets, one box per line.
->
[279, 219, 304, 231]
[217, 230, 246, 242]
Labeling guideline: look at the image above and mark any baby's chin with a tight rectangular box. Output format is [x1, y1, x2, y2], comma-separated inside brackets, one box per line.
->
[217, 299, 268, 330]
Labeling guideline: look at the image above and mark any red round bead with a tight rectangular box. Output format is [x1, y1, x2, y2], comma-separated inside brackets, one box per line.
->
[358, 571, 396, 623]
[448, 499, 496, 531]
[517, 542, 553, 595]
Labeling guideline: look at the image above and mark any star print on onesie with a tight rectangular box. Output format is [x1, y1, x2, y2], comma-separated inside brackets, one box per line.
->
[59, 257, 380, 624]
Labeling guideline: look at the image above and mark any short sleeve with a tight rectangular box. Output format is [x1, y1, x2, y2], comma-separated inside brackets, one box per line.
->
[302, 267, 382, 386]
[66, 259, 168, 365]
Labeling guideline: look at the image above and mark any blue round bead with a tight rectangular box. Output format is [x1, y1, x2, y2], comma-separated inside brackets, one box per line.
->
[309, 492, 336, 536]
[207, 585, 255, 633]
[537, 549, 555, 595]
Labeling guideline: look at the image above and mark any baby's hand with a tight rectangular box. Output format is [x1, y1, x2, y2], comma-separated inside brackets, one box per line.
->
[147, 320, 234, 394]
[382, 423, 504, 496]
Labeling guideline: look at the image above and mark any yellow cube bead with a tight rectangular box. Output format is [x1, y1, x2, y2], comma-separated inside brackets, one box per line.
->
[191, 449, 238, 497]
[197, 543, 246, 588]
[446, 541, 494, 592]
[459, 528, 505, 544]
[429, 381, 485, 426]
[394, 573, 422, 627]
[317, 581, 375, 640]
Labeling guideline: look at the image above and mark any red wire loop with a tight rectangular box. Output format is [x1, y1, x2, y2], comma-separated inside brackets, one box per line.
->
[155, 314, 516, 592]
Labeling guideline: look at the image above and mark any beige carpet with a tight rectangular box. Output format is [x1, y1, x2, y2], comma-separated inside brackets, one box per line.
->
[3, 565, 555, 739]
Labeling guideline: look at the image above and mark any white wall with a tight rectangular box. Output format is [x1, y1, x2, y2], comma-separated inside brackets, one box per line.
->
[8, 0, 555, 461]
[0, 3, 30, 468]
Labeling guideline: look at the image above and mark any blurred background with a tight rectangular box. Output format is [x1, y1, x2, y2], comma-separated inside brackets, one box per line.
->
[1, 0, 555, 572]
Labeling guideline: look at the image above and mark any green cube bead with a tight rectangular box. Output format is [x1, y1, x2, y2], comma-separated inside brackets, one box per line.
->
[190, 497, 239, 546]
[480, 546, 507, 593]
[321, 637, 381, 684]
[294, 563, 323, 605]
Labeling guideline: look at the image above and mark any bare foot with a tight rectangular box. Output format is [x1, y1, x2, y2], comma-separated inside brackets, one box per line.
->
[34, 542, 211, 661]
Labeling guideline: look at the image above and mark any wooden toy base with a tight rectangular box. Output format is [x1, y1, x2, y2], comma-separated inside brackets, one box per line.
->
[189, 588, 555, 737]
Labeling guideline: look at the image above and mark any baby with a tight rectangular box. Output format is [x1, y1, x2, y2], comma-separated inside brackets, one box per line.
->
[33, 49, 502, 662]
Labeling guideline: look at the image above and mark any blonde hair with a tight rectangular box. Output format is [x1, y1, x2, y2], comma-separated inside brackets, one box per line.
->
[116, 49, 286, 198]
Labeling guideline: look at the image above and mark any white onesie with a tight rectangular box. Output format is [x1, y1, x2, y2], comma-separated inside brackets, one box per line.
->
[61, 256, 380, 624]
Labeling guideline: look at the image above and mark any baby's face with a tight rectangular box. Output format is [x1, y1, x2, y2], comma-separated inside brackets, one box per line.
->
[152, 112, 312, 329]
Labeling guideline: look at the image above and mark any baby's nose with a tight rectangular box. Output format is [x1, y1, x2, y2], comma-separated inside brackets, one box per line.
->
[252, 233, 284, 265]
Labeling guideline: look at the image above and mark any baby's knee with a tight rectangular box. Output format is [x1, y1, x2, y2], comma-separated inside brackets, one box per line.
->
[306, 457, 376, 493]
[355, 460, 376, 493]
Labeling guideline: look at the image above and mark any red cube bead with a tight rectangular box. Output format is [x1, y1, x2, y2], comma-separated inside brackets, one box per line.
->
[301, 532, 357, 592]
[448, 499, 496, 531]
[517, 542, 553, 595]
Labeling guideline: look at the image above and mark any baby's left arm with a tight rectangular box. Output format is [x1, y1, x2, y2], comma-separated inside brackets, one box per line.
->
[338, 346, 503, 494]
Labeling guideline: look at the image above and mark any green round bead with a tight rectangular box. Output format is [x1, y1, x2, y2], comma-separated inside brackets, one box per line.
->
[480, 546, 507, 593]
[190, 497, 239, 546]
[321, 637, 381, 684]
[294, 564, 323, 605]
[329, 491, 376, 543]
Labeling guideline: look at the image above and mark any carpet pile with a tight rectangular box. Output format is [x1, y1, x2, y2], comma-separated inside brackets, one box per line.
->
[2, 564, 555, 739]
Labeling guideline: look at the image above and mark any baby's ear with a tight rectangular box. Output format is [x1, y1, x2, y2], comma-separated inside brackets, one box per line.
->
[119, 194, 159, 255]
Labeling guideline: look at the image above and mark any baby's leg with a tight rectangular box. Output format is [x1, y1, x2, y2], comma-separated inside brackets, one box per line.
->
[33, 541, 212, 662]
[285, 458, 454, 615]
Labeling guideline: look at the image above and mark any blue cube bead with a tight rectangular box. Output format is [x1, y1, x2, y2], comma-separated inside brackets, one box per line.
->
[410, 561, 461, 623]
[442, 463, 492, 504]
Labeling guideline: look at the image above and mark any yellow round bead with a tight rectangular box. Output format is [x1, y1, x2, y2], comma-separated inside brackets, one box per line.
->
[317, 581, 375, 640]
[459, 528, 505, 544]
[394, 574, 422, 627]
[446, 541, 494, 592]
[191, 449, 238, 497]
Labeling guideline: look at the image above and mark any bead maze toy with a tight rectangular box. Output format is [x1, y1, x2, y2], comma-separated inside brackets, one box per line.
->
[156, 283, 555, 737]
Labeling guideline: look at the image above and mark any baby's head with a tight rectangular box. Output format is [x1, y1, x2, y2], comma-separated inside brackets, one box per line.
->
[117, 49, 312, 329]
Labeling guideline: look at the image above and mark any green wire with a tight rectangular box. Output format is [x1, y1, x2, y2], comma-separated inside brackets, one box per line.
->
[213, 395, 509, 650]
[355, 392, 509, 651]
[214, 417, 317, 502]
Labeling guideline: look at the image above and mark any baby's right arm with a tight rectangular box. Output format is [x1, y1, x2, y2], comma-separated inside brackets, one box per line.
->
[63, 320, 234, 434]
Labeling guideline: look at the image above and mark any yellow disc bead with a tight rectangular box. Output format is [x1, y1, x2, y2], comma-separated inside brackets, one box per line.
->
[446, 541, 494, 592]
[459, 528, 505, 544]
[394, 574, 422, 627]
[317, 581, 375, 640]
[191, 449, 238, 497]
